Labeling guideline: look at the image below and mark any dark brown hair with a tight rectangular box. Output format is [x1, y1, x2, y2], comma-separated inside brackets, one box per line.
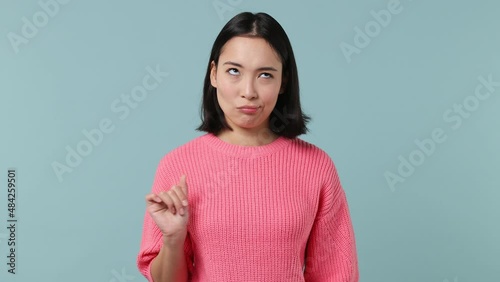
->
[196, 12, 310, 138]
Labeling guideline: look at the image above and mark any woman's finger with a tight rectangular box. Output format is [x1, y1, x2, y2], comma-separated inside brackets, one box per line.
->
[168, 186, 186, 215]
[156, 189, 176, 213]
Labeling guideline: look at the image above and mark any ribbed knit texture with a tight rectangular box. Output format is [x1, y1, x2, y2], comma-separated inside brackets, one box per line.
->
[137, 133, 359, 282]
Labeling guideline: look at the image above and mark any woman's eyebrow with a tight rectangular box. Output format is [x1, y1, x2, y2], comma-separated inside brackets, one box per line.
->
[222, 61, 278, 72]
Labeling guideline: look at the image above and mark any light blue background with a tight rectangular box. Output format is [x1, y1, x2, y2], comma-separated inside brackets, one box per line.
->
[1, 0, 499, 281]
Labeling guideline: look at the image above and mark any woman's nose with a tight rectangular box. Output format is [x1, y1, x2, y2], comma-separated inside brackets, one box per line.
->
[242, 77, 257, 99]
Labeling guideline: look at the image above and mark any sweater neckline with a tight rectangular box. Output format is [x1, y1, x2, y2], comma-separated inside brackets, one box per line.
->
[202, 132, 292, 158]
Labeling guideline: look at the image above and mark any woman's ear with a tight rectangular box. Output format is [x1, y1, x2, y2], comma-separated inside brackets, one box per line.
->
[210, 61, 217, 88]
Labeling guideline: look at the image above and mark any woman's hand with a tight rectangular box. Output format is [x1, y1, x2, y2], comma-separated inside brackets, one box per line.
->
[145, 174, 189, 241]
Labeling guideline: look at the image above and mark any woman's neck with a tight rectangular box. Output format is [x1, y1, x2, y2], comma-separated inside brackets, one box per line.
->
[216, 128, 279, 146]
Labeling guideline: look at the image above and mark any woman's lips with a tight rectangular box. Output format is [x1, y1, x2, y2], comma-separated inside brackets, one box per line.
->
[238, 107, 259, 114]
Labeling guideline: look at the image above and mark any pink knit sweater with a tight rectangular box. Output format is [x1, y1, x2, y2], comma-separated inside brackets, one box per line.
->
[137, 133, 359, 281]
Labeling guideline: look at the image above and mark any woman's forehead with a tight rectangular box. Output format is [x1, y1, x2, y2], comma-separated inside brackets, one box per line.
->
[219, 36, 282, 67]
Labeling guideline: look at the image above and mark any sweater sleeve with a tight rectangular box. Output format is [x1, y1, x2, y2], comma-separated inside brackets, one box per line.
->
[303, 156, 359, 282]
[136, 156, 195, 281]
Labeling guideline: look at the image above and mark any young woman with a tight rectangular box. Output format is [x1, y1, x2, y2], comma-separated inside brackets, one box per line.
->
[137, 12, 359, 282]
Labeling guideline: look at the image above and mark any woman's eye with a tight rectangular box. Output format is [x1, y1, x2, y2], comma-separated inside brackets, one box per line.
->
[260, 73, 273, 78]
[228, 68, 239, 75]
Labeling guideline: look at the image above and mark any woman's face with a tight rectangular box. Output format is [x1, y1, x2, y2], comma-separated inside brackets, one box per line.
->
[210, 36, 284, 134]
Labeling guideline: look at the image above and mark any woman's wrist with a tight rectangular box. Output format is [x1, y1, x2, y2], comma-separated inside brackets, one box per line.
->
[162, 233, 186, 249]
